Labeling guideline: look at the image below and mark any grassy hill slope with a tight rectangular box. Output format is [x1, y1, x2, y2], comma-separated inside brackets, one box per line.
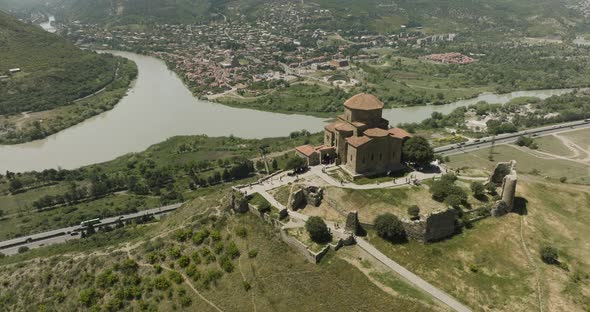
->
[0, 194, 441, 311]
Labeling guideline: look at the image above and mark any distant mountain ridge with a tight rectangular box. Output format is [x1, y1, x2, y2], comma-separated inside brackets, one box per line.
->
[55, 0, 248, 24]
[34, 0, 585, 36]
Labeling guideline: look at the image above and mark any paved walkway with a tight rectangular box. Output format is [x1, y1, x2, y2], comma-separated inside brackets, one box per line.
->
[313, 165, 447, 190]
[239, 164, 448, 195]
[356, 237, 472, 312]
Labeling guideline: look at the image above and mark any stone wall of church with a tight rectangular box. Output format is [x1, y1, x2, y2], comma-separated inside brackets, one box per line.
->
[349, 108, 383, 126]
[347, 136, 403, 175]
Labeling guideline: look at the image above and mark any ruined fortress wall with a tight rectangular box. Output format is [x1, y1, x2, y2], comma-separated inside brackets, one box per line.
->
[424, 209, 458, 241]
[402, 219, 428, 242]
[279, 229, 330, 264]
[488, 160, 516, 185]
[402, 209, 458, 242]
[501, 173, 517, 210]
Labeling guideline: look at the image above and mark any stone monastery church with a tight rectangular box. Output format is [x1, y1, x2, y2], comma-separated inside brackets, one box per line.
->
[296, 93, 411, 176]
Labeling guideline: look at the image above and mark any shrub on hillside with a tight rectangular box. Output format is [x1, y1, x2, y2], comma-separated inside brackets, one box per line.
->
[470, 181, 486, 198]
[430, 175, 467, 205]
[258, 201, 271, 214]
[540, 246, 559, 264]
[374, 213, 406, 243]
[17, 246, 29, 254]
[407, 205, 420, 219]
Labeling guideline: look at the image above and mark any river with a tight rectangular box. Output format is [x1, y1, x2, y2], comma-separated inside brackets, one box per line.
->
[0, 21, 577, 172]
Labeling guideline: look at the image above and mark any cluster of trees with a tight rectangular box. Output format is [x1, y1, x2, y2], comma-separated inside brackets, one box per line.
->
[402, 136, 435, 166]
[430, 174, 468, 208]
[32, 183, 88, 210]
[284, 156, 307, 171]
[305, 217, 332, 244]
[187, 159, 255, 188]
[399, 108, 468, 134]
[516, 136, 538, 149]
[374, 213, 406, 243]
[289, 129, 311, 139]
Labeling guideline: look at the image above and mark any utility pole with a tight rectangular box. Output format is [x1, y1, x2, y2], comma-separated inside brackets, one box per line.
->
[488, 135, 496, 162]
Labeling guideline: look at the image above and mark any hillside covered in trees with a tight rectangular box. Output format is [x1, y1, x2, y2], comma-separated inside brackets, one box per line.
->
[0, 10, 123, 114]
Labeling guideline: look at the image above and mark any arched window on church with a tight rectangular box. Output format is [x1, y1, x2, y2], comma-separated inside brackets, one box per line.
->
[371, 154, 374, 161]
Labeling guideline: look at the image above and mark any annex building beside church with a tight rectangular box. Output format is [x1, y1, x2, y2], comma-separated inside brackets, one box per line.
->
[296, 93, 411, 176]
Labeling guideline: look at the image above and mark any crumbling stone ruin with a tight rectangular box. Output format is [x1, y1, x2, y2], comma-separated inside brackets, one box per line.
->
[344, 211, 360, 234]
[402, 209, 458, 242]
[487, 160, 516, 185]
[289, 185, 324, 210]
[228, 189, 249, 213]
[487, 160, 518, 217]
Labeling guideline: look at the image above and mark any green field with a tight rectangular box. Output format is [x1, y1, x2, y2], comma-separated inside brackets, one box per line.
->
[562, 128, 590, 150]
[447, 144, 590, 184]
[534, 135, 574, 157]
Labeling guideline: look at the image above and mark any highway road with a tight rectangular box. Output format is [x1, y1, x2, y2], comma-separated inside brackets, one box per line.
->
[434, 119, 590, 156]
[0, 202, 183, 256]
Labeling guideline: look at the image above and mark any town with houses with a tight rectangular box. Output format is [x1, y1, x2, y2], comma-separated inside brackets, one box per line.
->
[56, 2, 463, 97]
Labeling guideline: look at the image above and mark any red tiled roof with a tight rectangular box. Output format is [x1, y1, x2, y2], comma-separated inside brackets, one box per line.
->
[346, 136, 372, 147]
[363, 128, 389, 138]
[295, 145, 317, 157]
[317, 145, 334, 151]
[388, 128, 412, 139]
[335, 123, 355, 132]
[324, 122, 341, 132]
[344, 93, 384, 111]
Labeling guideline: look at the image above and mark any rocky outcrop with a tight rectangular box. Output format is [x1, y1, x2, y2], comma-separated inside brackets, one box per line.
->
[228, 190, 249, 213]
[402, 209, 458, 242]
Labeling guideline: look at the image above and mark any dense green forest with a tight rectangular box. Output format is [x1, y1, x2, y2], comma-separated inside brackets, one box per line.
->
[0, 10, 122, 114]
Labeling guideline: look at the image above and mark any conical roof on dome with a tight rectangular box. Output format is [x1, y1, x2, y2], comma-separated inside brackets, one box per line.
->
[344, 93, 384, 110]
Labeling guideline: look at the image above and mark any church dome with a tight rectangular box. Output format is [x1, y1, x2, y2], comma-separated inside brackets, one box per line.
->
[344, 93, 384, 111]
